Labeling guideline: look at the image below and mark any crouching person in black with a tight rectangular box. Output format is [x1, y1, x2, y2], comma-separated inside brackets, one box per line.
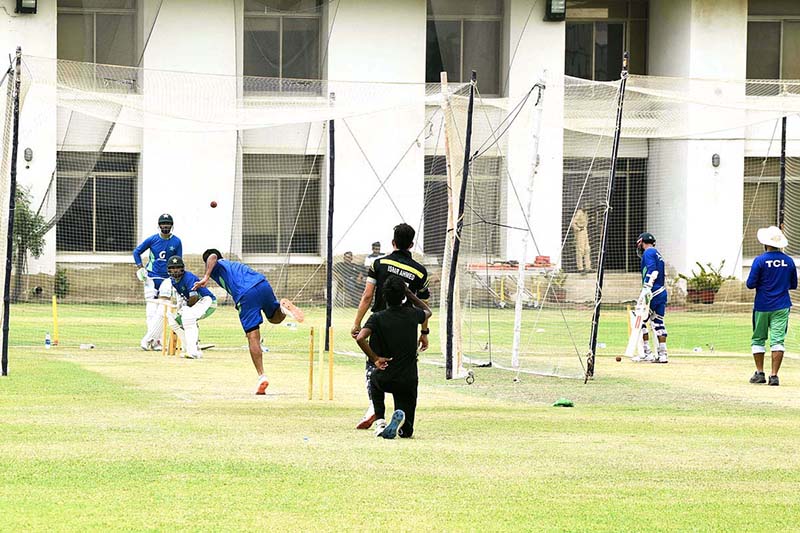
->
[355, 275, 431, 439]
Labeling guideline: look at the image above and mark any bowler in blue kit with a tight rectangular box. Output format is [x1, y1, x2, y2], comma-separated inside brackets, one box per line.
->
[194, 248, 304, 395]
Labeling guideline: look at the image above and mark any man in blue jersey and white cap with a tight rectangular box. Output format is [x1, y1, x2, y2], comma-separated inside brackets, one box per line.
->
[194, 249, 304, 394]
[746, 226, 797, 386]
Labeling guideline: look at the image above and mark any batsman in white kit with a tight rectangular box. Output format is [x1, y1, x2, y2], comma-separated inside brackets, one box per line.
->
[132, 214, 182, 350]
[166, 256, 217, 359]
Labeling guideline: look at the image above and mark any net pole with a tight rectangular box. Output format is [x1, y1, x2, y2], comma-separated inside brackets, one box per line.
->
[511, 78, 546, 369]
[325, 93, 335, 351]
[585, 52, 629, 383]
[2, 47, 22, 377]
[446, 70, 477, 380]
[779, 115, 786, 230]
[439, 72, 460, 374]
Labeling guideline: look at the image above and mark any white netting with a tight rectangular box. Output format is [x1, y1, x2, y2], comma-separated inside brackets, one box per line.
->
[6, 53, 800, 380]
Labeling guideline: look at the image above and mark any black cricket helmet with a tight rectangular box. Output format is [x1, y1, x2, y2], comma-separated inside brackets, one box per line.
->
[167, 255, 185, 280]
[636, 232, 656, 257]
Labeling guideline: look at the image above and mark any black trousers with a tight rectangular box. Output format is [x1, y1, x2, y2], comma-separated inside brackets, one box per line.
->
[370, 369, 418, 438]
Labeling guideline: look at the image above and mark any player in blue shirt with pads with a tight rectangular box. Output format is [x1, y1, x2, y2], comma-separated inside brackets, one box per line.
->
[632, 232, 669, 363]
[166, 256, 217, 360]
[746, 226, 797, 386]
[194, 248, 304, 394]
[133, 213, 182, 351]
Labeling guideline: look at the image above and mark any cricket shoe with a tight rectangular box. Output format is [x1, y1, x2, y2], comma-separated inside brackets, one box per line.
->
[183, 352, 202, 360]
[255, 375, 270, 395]
[356, 413, 376, 430]
[378, 410, 406, 440]
[749, 371, 766, 384]
[768, 375, 780, 386]
[373, 419, 386, 437]
[280, 298, 305, 323]
[653, 353, 668, 364]
[632, 353, 655, 363]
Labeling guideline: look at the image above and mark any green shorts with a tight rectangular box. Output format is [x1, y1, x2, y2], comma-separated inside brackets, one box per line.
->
[751, 308, 790, 353]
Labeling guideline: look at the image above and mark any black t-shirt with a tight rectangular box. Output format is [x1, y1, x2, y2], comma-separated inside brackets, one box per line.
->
[364, 305, 426, 379]
[368, 249, 430, 312]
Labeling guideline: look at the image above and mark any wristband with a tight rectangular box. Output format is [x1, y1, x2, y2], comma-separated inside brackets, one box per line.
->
[420, 329, 430, 335]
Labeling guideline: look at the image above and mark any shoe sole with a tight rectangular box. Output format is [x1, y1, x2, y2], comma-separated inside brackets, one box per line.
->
[280, 298, 305, 323]
[380, 410, 405, 439]
[356, 415, 376, 430]
[255, 379, 269, 395]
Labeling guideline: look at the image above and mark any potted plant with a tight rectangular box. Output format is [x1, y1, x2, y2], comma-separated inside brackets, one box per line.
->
[678, 261, 735, 304]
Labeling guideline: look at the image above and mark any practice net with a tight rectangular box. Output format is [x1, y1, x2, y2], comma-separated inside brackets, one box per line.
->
[4, 54, 800, 382]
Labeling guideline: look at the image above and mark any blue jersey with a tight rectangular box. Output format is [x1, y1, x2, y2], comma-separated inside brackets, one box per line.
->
[746, 251, 797, 312]
[133, 234, 182, 280]
[209, 259, 265, 304]
[641, 247, 667, 298]
[171, 269, 215, 302]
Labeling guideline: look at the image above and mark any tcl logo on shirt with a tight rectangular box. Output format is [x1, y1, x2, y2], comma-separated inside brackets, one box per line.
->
[765, 260, 790, 267]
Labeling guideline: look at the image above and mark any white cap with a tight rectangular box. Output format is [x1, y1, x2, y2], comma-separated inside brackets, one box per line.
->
[757, 226, 788, 249]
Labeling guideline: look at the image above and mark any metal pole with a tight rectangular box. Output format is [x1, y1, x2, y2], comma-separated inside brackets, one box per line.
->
[511, 79, 546, 369]
[779, 115, 786, 230]
[585, 52, 630, 383]
[445, 70, 476, 380]
[325, 93, 335, 351]
[2, 47, 22, 376]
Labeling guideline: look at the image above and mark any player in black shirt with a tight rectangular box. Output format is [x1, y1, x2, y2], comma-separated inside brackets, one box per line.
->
[351, 223, 431, 429]
[356, 275, 432, 439]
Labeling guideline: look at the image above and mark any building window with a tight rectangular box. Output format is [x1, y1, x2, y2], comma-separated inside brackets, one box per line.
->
[565, 0, 648, 81]
[562, 157, 646, 272]
[423, 155, 503, 259]
[57, 0, 137, 66]
[743, 157, 800, 258]
[242, 154, 321, 255]
[426, 0, 504, 96]
[243, 0, 323, 93]
[56, 152, 138, 253]
[746, 18, 800, 95]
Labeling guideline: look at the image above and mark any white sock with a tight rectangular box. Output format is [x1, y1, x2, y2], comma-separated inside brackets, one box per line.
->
[642, 340, 651, 352]
[658, 342, 667, 354]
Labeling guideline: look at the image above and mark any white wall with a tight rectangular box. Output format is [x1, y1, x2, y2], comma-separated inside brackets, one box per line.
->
[326, 0, 426, 256]
[506, 0, 565, 265]
[140, 0, 238, 256]
[647, 0, 748, 277]
[1, 0, 57, 276]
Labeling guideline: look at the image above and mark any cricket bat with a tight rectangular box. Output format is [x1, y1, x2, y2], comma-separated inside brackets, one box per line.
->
[624, 271, 658, 359]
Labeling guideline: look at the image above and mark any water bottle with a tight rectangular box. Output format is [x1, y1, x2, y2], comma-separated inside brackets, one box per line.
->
[45, 333, 51, 350]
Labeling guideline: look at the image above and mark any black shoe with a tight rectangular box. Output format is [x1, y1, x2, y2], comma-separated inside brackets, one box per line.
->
[749, 371, 766, 384]
[768, 375, 779, 386]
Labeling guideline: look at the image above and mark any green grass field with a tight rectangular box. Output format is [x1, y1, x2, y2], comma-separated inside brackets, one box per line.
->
[2, 303, 800, 531]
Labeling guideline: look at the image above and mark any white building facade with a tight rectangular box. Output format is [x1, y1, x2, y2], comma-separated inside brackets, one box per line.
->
[2, 0, 799, 295]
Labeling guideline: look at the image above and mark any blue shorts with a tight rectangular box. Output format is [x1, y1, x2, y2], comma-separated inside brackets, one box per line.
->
[650, 294, 667, 318]
[236, 280, 280, 333]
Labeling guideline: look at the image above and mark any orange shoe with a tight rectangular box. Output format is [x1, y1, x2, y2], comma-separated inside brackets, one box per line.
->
[255, 375, 269, 395]
[280, 298, 305, 323]
[356, 413, 376, 430]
